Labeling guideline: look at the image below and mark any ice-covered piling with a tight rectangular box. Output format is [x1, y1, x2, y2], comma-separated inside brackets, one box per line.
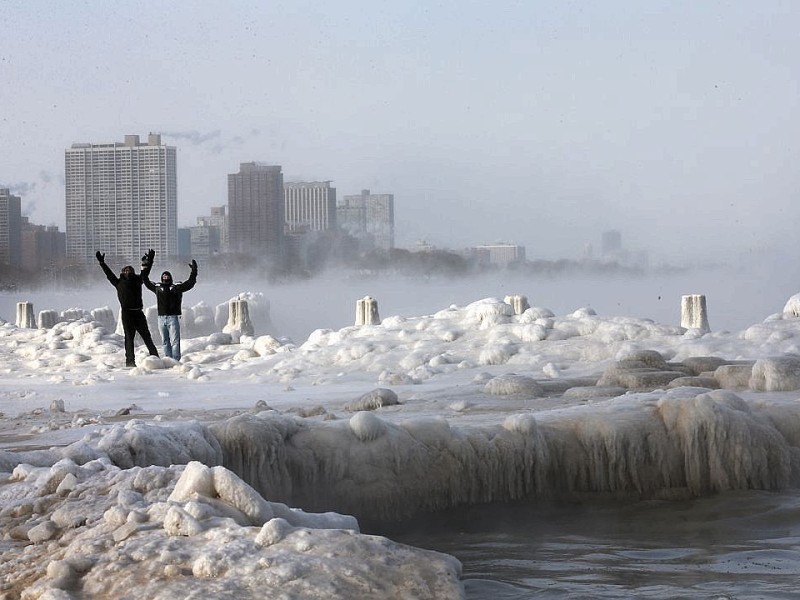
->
[681, 294, 710, 332]
[15, 302, 35, 328]
[504, 295, 530, 315]
[355, 296, 380, 326]
[90, 307, 116, 331]
[37, 309, 59, 329]
[224, 299, 255, 337]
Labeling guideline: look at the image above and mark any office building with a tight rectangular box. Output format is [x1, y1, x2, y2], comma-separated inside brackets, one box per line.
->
[65, 133, 177, 264]
[228, 162, 284, 260]
[0, 189, 22, 267]
[338, 189, 394, 250]
[284, 181, 337, 233]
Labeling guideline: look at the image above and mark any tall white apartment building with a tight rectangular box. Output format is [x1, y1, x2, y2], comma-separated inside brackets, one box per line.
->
[65, 133, 177, 264]
[284, 181, 337, 232]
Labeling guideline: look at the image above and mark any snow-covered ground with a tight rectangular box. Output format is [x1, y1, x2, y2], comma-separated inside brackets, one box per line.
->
[4, 276, 800, 598]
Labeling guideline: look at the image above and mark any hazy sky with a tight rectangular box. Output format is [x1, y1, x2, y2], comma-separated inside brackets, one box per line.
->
[2, 1, 799, 262]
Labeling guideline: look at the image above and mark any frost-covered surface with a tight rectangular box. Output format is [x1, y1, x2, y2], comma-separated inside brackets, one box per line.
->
[6, 291, 800, 597]
[0, 457, 460, 599]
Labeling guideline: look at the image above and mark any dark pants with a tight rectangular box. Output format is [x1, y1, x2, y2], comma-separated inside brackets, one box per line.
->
[121, 309, 159, 364]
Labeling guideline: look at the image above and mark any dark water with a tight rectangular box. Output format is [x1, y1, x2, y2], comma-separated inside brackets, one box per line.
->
[381, 490, 800, 599]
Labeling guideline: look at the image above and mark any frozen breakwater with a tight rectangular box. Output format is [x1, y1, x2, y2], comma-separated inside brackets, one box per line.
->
[6, 291, 800, 597]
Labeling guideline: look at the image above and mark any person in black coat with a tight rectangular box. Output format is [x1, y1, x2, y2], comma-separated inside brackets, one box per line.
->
[96, 249, 159, 367]
[143, 259, 198, 361]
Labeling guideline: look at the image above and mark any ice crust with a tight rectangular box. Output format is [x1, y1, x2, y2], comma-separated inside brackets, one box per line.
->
[8, 291, 800, 597]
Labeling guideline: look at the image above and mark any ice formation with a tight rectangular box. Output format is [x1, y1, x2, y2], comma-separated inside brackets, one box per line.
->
[15, 301, 34, 328]
[8, 289, 800, 596]
[0, 458, 460, 599]
[355, 295, 381, 326]
[681, 293, 710, 332]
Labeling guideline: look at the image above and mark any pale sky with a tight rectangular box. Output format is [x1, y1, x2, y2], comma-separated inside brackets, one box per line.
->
[2, 0, 799, 262]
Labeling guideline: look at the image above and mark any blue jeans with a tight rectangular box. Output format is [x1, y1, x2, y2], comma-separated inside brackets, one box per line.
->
[158, 315, 182, 360]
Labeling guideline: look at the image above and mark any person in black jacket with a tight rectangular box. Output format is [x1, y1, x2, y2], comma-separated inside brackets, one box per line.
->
[143, 259, 198, 361]
[96, 249, 159, 367]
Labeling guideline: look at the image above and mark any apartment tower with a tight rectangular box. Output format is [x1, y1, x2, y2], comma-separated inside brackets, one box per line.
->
[65, 133, 177, 264]
[228, 162, 284, 260]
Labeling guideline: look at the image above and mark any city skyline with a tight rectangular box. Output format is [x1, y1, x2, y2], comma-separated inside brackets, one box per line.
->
[3, 2, 799, 264]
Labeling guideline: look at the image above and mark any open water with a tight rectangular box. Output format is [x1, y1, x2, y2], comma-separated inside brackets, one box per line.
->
[386, 490, 800, 599]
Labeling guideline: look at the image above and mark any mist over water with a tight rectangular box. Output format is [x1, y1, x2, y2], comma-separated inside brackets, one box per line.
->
[3, 257, 798, 343]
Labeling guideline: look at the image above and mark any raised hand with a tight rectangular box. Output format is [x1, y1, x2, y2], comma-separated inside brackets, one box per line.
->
[95, 250, 105, 263]
[189, 259, 198, 274]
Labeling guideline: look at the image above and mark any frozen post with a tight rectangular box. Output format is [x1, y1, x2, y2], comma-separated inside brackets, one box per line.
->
[504, 295, 530, 315]
[37, 310, 59, 329]
[15, 302, 35, 328]
[355, 296, 380, 326]
[224, 299, 255, 337]
[681, 294, 710, 332]
[90, 307, 116, 331]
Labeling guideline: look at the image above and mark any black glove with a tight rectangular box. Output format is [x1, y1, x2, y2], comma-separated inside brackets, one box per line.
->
[95, 251, 105, 264]
[189, 259, 198, 275]
[141, 249, 155, 267]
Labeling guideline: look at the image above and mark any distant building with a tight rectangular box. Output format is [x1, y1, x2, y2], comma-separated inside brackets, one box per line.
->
[598, 230, 648, 269]
[177, 227, 191, 258]
[601, 230, 622, 257]
[21, 219, 66, 272]
[197, 206, 228, 253]
[284, 182, 337, 233]
[188, 225, 221, 259]
[227, 162, 284, 260]
[65, 133, 178, 264]
[0, 189, 22, 267]
[337, 189, 394, 251]
[470, 244, 526, 266]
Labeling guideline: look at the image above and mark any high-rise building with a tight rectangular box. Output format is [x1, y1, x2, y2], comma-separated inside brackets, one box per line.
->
[65, 133, 177, 264]
[337, 189, 394, 250]
[227, 162, 284, 260]
[284, 181, 337, 233]
[0, 189, 22, 267]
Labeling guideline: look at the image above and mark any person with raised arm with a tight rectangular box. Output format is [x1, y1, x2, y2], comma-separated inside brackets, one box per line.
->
[96, 249, 160, 367]
[143, 259, 198, 361]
